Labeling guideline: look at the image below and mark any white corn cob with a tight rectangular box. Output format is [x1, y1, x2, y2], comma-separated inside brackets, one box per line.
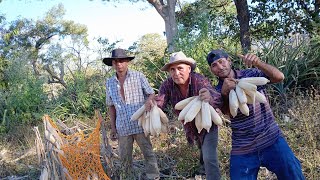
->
[229, 89, 239, 118]
[246, 93, 255, 104]
[178, 96, 199, 121]
[209, 105, 223, 126]
[235, 85, 247, 104]
[184, 97, 202, 124]
[150, 106, 162, 136]
[255, 91, 267, 103]
[149, 120, 156, 136]
[144, 112, 150, 137]
[158, 107, 169, 124]
[237, 81, 257, 92]
[238, 103, 250, 116]
[239, 77, 270, 86]
[131, 105, 146, 121]
[195, 112, 203, 133]
[175, 96, 196, 110]
[201, 102, 212, 133]
[243, 89, 256, 105]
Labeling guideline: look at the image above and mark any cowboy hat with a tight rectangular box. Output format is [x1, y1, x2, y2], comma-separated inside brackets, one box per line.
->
[161, 51, 196, 71]
[103, 48, 135, 66]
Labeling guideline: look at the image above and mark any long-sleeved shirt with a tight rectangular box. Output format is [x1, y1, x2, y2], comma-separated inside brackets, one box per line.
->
[216, 68, 281, 155]
[156, 72, 223, 145]
[106, 70, 154, 136]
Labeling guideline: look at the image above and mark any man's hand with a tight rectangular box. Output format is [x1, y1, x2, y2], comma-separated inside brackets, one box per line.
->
[238, 54, 261, 68]
[144, 98, 154, 112]
[110, 129, 118, 141]
[221, 78, 237, 96]
[199, 88, 211, 102]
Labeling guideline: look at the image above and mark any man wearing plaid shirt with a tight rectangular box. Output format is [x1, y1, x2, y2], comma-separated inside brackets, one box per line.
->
[155, 51, 223, 180]
[103, 48, 159, 180]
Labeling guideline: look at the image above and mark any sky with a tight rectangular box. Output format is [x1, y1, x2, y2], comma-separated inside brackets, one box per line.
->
[0, 0, 166, 48]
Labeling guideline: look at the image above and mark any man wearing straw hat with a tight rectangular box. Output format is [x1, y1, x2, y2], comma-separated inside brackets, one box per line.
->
[155, 51, 223, 180]
[103, 48, 160, 179]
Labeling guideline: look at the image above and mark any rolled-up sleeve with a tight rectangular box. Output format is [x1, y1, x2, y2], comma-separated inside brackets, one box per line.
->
[140, 72, 154, 95]
[155, 82, 169, 110]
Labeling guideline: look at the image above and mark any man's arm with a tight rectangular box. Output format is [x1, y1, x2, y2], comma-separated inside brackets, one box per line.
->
[108, 105, 117, 141]
[238, 54, 284, 83]
[255, 61, 284, 83]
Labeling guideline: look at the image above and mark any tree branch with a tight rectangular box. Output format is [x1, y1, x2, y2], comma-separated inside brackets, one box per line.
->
[44, 64, 67, 88]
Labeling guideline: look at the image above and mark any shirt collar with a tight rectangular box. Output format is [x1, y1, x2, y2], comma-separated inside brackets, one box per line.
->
[218, 69, 242, 82]
[113, 69, 132, 82]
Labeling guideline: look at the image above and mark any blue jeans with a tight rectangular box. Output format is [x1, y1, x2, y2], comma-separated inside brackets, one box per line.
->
[230, 136, 304, 180]
[202, 127, 221, 180]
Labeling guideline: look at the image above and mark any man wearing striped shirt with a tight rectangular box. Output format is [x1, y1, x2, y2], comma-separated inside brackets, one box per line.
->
[155, 51, 223, 180]
[207, 49, 304, 179]
[103, 48, 159, 180]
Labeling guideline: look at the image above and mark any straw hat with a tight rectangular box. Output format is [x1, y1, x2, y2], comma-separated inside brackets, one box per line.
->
[161, 51, 196, 71]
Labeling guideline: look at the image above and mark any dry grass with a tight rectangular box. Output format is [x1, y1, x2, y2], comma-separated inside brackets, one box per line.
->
[0, 90, 319, 179]
[0, 125, 39, 178]
[276, 89, 320, 180]
[148, 89, 320, 179]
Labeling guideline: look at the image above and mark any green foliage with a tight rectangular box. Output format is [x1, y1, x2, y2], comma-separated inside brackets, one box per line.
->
[50, 70, 107, 119]
[174, 21, 242, 85]
[253, 36, 320, 97]
[0, 57, 9, 89]
[129, 33, 168, 92]
[0, 77, 48, 133]
[177, 0, 237, 40]
[250, 0, 320, 37]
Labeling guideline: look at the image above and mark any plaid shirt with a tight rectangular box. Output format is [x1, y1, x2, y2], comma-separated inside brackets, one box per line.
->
[106, 70, 154, 136]
[216, 69, 281, 155]
[156, 72, 223, 145]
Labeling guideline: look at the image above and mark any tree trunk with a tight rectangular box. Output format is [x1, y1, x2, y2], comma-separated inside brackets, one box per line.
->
[316, 0, 320, 12]
[313, 0, 320, 34]
[234, 0, 251, 52]
[147, 0, 178, 53]
[31, 50, 41, 77]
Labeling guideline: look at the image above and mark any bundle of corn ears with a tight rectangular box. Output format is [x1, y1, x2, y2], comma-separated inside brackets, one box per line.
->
[229, 77, 270, 117]
[131, 102, 169, 137]
[175, 96, 223, 133]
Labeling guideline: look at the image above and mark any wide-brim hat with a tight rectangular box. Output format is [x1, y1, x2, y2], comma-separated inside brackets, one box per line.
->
[103, 48, 135, 66]
[161, 51, 196, 71]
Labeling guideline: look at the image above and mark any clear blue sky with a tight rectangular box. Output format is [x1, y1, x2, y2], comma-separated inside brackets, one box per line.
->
[0, 0, 165, 48]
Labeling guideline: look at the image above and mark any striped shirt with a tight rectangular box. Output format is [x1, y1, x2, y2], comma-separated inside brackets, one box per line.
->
[216, 68, 281, 155]
[156, 72, 223, 145]
[106, 70, 154, 136]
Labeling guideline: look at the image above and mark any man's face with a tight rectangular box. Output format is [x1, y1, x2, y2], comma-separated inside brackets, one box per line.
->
[112, 59, 130, 73]
[210, 57, 232, 78]
[169, 63, 191, 85]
